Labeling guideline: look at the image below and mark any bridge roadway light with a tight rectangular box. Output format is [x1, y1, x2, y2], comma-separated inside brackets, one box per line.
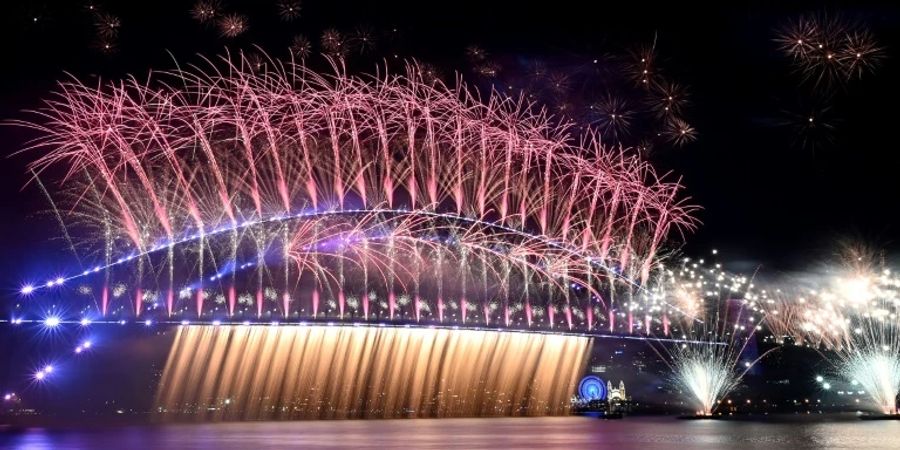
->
[44, 316, 61, 327]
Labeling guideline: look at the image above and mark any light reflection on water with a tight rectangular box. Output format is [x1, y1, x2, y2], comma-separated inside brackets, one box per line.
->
[2, 416, 900, 450]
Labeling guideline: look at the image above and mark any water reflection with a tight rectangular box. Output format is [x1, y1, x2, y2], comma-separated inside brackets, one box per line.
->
[3, 416, 900, 450]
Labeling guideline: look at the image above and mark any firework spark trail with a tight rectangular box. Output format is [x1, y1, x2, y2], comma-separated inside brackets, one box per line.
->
[14, 52, 698, 330]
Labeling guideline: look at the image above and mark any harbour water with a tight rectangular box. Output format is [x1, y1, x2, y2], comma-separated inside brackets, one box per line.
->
[2, 415, 899, 449]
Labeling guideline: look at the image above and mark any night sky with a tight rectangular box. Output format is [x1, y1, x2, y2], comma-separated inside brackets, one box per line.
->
[2, 0, 900, 291]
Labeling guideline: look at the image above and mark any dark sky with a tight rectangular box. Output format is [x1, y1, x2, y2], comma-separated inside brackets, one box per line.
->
[2, 0, 899, 290]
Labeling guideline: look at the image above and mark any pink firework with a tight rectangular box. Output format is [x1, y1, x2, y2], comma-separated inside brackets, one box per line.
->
[16, 52, 697, 330]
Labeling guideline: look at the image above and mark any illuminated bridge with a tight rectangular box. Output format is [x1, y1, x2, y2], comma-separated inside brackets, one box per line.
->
[7, 53, 700, 419]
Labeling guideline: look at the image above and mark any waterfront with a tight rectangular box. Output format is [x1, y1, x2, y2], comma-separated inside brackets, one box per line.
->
[3, 416, 899, 449]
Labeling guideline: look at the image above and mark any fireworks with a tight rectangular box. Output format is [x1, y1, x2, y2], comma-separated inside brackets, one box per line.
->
[466, 39, 697, 152]
[591, 96, 633, 141]
[290, 35, 312, 59]
[191, 0, 221, 24]
[671, 344, 742, 415]
[645, 255, 768, 415]
[351, 26, 377, 55]
[218, 13, 248, 38]
[16, 52, 696, 332]
[775, 13, 884, 88]
[276, 0, 302, 21]
[663, 118, 697, 147]
[657, 309, 764, 417]
[93, 12, 121, 39]
[321, 29, 347, 57]
[779, 100, 838, 151]
[750, 245, 900, 414]
[840, 331, 900, 415]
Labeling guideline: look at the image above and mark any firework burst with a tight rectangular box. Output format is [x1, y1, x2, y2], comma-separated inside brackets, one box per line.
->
[218, 13, 248, 38]
[276, 0, 302, 21]
[93, 12, 121, 39]
[191, 0, 221, 24]
[775, 13, 884, 88]
[663, 118, 697, 147]
[290, 35, 312, 59]
[321, 29, 347, 58]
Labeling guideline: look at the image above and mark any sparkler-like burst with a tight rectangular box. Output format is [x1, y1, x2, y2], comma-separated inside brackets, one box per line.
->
[15, 52, 697, 332]
[840, 322, 900, 415]
[671, 344, 743, 415]
[645, 256, 769, 415]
